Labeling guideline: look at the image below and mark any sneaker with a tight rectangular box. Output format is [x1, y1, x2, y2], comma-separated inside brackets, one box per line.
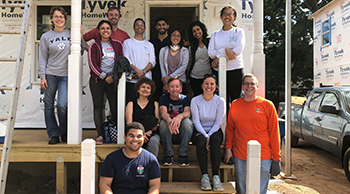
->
[200, 174, 212, 191]
[162, 156, 173, 166]
[212, 175, 224, 191]
[48, 136, 59, 144]
[178, 155, 190, 167]
[96, 136, 104, 145]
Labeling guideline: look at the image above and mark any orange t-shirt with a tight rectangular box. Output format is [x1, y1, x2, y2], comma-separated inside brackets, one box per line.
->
[224, 97, 281, 161]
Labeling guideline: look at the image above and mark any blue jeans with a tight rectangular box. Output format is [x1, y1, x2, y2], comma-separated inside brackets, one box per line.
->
[159, 118, 193, 156]
[44, 75, 68, 138]
[234, 158, 271, 194]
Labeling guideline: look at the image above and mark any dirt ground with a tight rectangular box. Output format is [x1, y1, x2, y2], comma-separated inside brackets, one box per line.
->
[268, 139, 350, 194]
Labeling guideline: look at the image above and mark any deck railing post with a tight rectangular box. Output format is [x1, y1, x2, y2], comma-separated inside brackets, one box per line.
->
[117, 73, 126, 144]
[246, 140, 261, 194]
[68, 0, 82, 144]
[81, 139, 95, 194]
[218, 57, 227, 135]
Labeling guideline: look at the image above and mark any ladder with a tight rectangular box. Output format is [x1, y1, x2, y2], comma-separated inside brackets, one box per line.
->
[0, 0, 32, 193]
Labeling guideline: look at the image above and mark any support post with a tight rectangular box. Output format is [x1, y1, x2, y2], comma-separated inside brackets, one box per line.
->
[218, 57, 227, 134]
[117, 73, 126, 144]
[252, 0, 265, 97]
[285, 0, 292, 176]
[246, 140, 261, 194]
[68, 0, 82, 144]
[56, 157, 67, 194]
[81, 139, 96, 194]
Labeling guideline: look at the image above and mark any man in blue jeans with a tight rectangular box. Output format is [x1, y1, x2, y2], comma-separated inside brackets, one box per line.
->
[159, 77, 193, 166]
[224, 73, 281, 194]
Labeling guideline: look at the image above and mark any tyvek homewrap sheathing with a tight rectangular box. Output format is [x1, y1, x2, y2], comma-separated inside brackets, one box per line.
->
[0, 0, 254, 128]
[311, 0, 350, 87]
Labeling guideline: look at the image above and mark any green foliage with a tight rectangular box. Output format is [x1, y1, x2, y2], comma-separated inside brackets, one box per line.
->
[264, 0, 330, 106]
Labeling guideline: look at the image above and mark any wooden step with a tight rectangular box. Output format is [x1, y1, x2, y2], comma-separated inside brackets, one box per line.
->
[160, 161, 234, 182]
[160, 182, 236, 194]
[160, 161, 234, 169]
[158, 144, 226, 161]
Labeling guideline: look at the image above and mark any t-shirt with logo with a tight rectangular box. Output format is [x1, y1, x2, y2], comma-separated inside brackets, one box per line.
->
[38, 29, 71, 79]
[99, 148, 161, 194]
[159, 93, 191, 118]
[101, 41, 115, 76]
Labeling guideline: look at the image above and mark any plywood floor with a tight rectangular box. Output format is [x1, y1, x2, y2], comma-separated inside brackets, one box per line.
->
[0, 129, 123, 162]
[9, 129, 98, 145]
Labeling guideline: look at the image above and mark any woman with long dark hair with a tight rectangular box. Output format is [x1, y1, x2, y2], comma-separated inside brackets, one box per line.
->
[187, 21, 213, 96]
[88, 20, 124, 144]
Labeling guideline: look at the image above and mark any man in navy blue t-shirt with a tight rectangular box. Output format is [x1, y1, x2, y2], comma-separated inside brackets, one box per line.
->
[99, 122, 161, 194]
[159, 77, 193, 167]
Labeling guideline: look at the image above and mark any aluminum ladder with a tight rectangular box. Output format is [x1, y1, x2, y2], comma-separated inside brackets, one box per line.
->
[0, 0, 32, 193]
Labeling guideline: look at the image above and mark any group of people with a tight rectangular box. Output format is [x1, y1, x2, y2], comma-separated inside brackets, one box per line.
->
[38, 5, 281, 194]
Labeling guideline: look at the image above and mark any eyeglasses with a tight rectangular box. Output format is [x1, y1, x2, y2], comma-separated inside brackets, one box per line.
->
[222, 12, 235, 17]
[135, 23, 145, 27]
[53, 16, 65, 19]
[243, 82, 256, 87]
[171, 34, 181, 38]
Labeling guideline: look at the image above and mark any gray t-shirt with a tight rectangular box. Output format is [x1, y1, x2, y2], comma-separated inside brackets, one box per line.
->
[100, 41, 115, 78]
[38, 29, 71, 79]
[190, 46, 212, 79]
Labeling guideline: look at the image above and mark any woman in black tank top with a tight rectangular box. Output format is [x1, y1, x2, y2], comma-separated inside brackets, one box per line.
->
[125, 78, 161, 156]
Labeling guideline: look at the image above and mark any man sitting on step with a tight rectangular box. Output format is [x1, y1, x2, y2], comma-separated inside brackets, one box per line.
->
[99, 122, 161, 194]
[159, 77, 193, 166]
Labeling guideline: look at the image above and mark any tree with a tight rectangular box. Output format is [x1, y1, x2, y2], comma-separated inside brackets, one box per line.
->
[263, 0, 330, 106]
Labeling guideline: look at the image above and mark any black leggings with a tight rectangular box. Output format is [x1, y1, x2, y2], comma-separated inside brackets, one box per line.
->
[213, 68, 243, 110]
[89, 77, 117, 137]
[195, 129, 223, 175]
[189, 77, 204, 97]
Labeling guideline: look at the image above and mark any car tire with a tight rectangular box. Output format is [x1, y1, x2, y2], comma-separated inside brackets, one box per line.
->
[343, 147, 350, 182]
[291, 133, 299, 147]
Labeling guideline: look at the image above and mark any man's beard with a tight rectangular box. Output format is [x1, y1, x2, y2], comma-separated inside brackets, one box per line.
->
[158, 29, 167, 35]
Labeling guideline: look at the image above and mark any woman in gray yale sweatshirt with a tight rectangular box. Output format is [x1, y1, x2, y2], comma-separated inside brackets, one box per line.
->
[38, 6, 70, 145]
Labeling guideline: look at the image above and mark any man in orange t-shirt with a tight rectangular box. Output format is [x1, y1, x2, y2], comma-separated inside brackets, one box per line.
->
[224, 73, 281, 194]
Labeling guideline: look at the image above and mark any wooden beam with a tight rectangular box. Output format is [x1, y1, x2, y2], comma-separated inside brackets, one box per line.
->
[0, 145, 120, 162]
[160, 182, 236, 193]
[0, 58, 16, 62]
[56, 157, 67, 194]
[0, 31, 20, 34]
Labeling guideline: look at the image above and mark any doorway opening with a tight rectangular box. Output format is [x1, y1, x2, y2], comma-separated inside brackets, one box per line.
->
[145, 1, 203, 44]
[149, 7, 197, 44]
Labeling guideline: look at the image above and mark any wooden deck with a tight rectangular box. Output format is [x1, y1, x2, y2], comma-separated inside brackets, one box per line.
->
[160, 182, 235, 194]
[0, 129, 123, 162]
[0, 130, 235, 194]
